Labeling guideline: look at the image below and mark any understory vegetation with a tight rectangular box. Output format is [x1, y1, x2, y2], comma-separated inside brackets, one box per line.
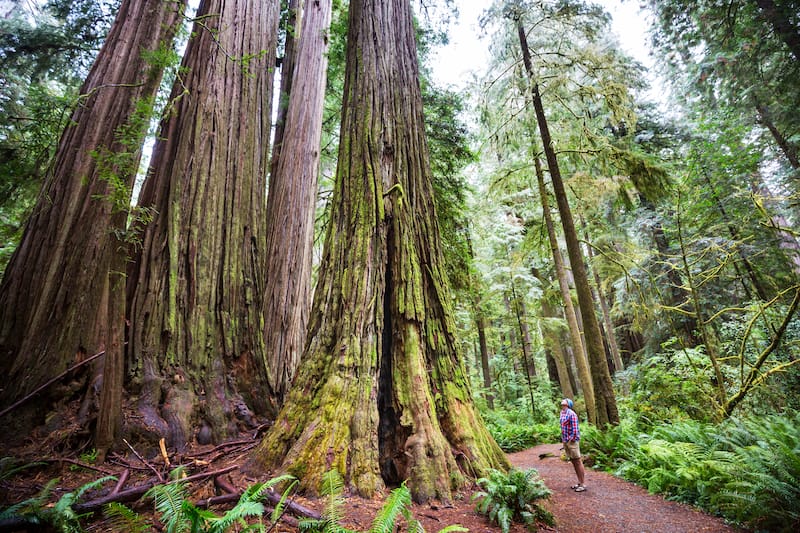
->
[581, 412, 800, 532]
[1, 0, 799, 531]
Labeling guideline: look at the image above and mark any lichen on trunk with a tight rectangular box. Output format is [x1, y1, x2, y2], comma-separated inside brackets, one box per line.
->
[248, 0, 507, 502]
[125, 0, 279, 449]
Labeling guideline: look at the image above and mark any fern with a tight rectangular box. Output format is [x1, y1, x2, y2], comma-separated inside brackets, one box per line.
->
[299, 469, 355, 533]
[104, 501, 151, 533]
[0, 475, 117, 533]
[299, 470, 464, 533]
[473, 468, 553, 533]
[146, 478, 191, 533]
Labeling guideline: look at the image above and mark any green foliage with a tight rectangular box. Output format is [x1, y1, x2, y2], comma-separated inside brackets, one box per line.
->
[0, 475, 116, 532]
[104, 502, 150, 533]
[472, 468, 553, 533]
[579, 418, 641, 469]
[0, 0, 117, 275]
[712, 416, 800, 532]
[0, 457, 45, 480]
[583, 412, 800, 531]
[104, 469, 298, 533]
[482, 408, 559, 452]
[621, 346, 717, 424]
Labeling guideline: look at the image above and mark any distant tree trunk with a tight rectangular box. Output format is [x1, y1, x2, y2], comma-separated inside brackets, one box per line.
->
[509, 284, 536, 415]
[126, 0, 279, 448]
[261, 0, 332, 415]
[249, 0, 508, 502]
[476, 306, 494, 409]
[700, 170, 772, 301]
[0, 0, 186, 433]
[578, 217, 624, 372]
[638, 195, 700, 345]
[269, 0, 301, 179]
[755, 102, 800, 170]
[534, 155, 595, 420]
[517, 21, 618, 425]
[751, 0, 800, 61]
[467, 235, 494, 408]
[540, 299, 575, 399]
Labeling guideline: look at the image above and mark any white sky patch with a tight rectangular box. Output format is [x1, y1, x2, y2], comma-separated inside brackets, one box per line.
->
[430, 0, 662, 103]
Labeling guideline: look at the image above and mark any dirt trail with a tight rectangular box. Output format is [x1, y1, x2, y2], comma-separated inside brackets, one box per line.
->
[508, 443, 745, 533]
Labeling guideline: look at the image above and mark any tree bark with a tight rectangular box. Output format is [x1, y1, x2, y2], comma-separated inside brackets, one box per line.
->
[517, 21, 618, 425]
[0, 0, 186, 432]
[755, 102, 800, 170]
[578, 217, 624, 372]
[126, 0, 279, 448]
[476, 308, 494, 409]
[269, 0, 301, 179]
[262, 0, 332, 415]
[540, 299, 575, 399]
[249, 0, 508, 502]
[751, 0, 800, 62]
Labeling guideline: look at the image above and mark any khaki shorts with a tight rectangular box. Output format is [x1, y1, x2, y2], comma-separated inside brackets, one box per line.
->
[564, 440, 581, 460]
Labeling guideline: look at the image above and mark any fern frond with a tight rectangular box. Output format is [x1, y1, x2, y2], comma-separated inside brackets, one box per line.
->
[369, 483, 412, 533]
[269, 477, 299, 523]
[146, 480, 190, 533]
[319, 469, 346, 525]
[104, 502, 150, 532]
[0, 458, 46, 481]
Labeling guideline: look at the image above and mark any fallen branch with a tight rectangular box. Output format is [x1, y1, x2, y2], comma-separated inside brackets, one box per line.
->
[188, 438, 257, 457]
[123, 438, 164, 482]
[111, 469, 130, 496]
[263, 490, 321, 520]
[0, 349, 108, 419]
[193, 493, 299, 528]
[41, 457, 117, 476]
[71, 465, 239, 514]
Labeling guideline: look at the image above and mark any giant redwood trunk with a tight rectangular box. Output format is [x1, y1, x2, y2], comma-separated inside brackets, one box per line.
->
[0, 0, 186, 432]
[249, 0, 508, 502]
[261, 0, 332, 415]
[126, 0, 278, 448]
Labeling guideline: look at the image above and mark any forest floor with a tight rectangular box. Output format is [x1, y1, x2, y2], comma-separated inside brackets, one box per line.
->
[0, 437, 747, 532]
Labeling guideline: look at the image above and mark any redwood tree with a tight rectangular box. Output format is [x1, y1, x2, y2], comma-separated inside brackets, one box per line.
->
[250, 0, 508, 502]
[261, 0, 333, 415]
[517, 20, 619, 425]
[126, 0, 278, 447]
[0, 0, 186, 430]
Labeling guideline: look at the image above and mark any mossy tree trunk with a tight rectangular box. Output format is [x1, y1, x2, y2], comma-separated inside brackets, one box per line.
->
[262, 0, 332, 415]
[250, 0, 508, 502]
[126, 0, 278, 448]
[0, 0, 186, 432]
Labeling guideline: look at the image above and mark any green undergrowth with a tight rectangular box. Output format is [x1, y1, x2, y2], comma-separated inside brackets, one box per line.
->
[482, 408, 560, 452]
[581, 412, 800, 532]
[472, 468, 553, 533]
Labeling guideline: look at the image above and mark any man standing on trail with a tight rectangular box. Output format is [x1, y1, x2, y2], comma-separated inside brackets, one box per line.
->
[560, 398, 586, 492]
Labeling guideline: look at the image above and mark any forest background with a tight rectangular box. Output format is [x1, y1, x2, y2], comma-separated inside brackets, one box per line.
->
[0, 0, 798, 531]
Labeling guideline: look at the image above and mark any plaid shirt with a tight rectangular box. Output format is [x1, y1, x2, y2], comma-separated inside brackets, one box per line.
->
[560, 408, 580, 442]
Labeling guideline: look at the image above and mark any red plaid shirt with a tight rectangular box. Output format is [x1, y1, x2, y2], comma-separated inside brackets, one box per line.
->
[560, 408, 580, 442]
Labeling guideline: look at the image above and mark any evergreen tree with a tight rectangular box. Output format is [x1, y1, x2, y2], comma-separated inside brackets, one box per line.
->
[126, 0, 279, 447]
[250, 0, 508, 502]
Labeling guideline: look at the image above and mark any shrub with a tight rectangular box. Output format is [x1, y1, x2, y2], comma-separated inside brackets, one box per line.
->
[582, 412, 800, 532]
[472, 468, 553, 533]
